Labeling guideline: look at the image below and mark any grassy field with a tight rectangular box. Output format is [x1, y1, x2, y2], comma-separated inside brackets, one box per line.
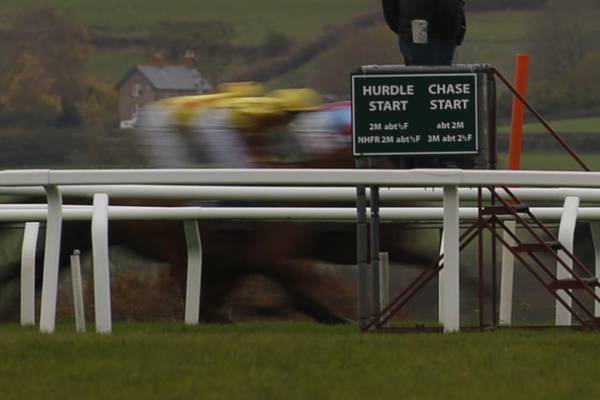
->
[456, 10, 536, 77]
[1, 322, 600, 399]
[496, 152, 600, 171]
[1, 1, 542, 88]
[270, 9, 539, 93]
[0, 0, 376, 43]
[499, 117, 600, 134]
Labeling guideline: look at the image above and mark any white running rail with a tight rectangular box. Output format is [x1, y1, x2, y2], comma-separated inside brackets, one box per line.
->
[2, 168, 600, 333]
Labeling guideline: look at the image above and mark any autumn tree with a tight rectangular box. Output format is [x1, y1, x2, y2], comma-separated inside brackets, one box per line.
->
[0, 7, 91, 127]
[0, 53, 61, 126]
[79, 81, 119, 129]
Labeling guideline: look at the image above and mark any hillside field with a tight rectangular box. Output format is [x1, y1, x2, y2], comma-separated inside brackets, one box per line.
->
[499, 117, 600, 134]
[0, 0, 377, 43]
[0, 2, 541, 89]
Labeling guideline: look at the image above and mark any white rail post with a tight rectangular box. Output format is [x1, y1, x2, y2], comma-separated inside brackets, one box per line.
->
[590, 223, 600, 317]
[442, 185, 460, 333]
[184, 220, 202, 325]
[20, 222, 40, 326]
[70, 250, 86, 333]
[379, 252, 389, 324]
[499, 220, 517, 325]
[92, 193, 111, 334]
[39, 185, 63, 333]
[438, 234, 445, 324]
[556, 196, 579, 326]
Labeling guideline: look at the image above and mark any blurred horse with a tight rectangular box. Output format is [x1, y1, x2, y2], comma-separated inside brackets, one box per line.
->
[0, 87, 429, 323]
[121, 86, 360, 322]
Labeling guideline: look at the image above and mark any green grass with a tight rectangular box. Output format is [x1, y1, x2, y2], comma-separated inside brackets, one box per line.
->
[499, 117, 600, 134]
[88, 49, 150, 83]
[1, 322, 600, 399]
[1, 0, 376, 43]
[497, 152, 600, 171]
[2, 2, 541, 88]
[3, 0, 378, 85]
[456, 10, 537, 77]
[270, 9, 540, 92]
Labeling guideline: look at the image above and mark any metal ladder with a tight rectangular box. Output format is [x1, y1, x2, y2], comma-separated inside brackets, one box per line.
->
[481, 185, 600, 329]
[367, 185, 600, 332]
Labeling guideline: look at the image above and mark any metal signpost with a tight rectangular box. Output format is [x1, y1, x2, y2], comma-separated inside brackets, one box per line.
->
[352, 65, 497, 331]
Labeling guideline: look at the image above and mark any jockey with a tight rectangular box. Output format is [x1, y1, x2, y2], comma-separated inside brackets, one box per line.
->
[134, 83, 351, 167]
[289, 100, 351, 158]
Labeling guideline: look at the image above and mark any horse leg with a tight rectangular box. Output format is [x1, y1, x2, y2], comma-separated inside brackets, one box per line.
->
[251, 258, 355, 324]
[110, 220, 258, 322]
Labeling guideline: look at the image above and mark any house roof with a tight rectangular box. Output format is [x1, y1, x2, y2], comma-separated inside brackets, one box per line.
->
[117, 65, 212, 92]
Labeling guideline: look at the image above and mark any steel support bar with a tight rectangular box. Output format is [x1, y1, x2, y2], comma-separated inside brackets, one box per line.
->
[488, 223, 588, 326]
[370, 219, 481, 330]
[356, 184, 369, 330]
[359, 64, 492, 74]
[377, 267, 440, 329]
[591, 222, 600, 317]
[498, 218, 595, 322]
[92, 193, 111, 334]
[379, 252, 390, 325]
[491, 213, 499, 326]
[487, 72, 498, 170]
[477, 188, 485, 329]
[20, 222, 39, 326]
[370, 186, 381, 319]
[496, 187, 599, 294]
[499, 220, 516, 325]
[491, 68, 590, 172]
[39, 185, 63, 333]
[184, 220, 202, 325]
[438, 233, 445, 324]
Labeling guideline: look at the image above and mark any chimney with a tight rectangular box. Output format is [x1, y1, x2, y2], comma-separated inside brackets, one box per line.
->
[183, 50, 196, 68]
[152, 51, 165, 68]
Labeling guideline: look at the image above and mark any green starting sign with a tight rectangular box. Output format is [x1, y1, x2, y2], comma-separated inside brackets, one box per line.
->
[352, 73, 479, 157]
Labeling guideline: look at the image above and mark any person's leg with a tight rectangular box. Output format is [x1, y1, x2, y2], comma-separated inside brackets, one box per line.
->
[399, 38, 456, 66]
[429, 38, 456, 65]
[399, 39, 415, 65]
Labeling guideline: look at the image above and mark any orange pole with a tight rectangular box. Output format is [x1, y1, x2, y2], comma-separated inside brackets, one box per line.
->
[508, 54, 530, 170]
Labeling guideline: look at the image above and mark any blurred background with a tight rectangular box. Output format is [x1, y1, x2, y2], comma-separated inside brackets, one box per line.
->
[0, 0, 599, 169]
[0, 0, 599, 326]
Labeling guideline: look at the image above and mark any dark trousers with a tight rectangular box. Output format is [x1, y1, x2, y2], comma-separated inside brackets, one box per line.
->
[397, 37, 458, 169]
[399, 38, 456, 66]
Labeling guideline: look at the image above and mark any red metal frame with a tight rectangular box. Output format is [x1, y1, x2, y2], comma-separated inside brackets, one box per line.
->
[365, 67, 596, 333]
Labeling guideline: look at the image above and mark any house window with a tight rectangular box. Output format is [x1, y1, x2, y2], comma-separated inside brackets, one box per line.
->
[129, 103, 140, 118]
[131, 83, 143, 98]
